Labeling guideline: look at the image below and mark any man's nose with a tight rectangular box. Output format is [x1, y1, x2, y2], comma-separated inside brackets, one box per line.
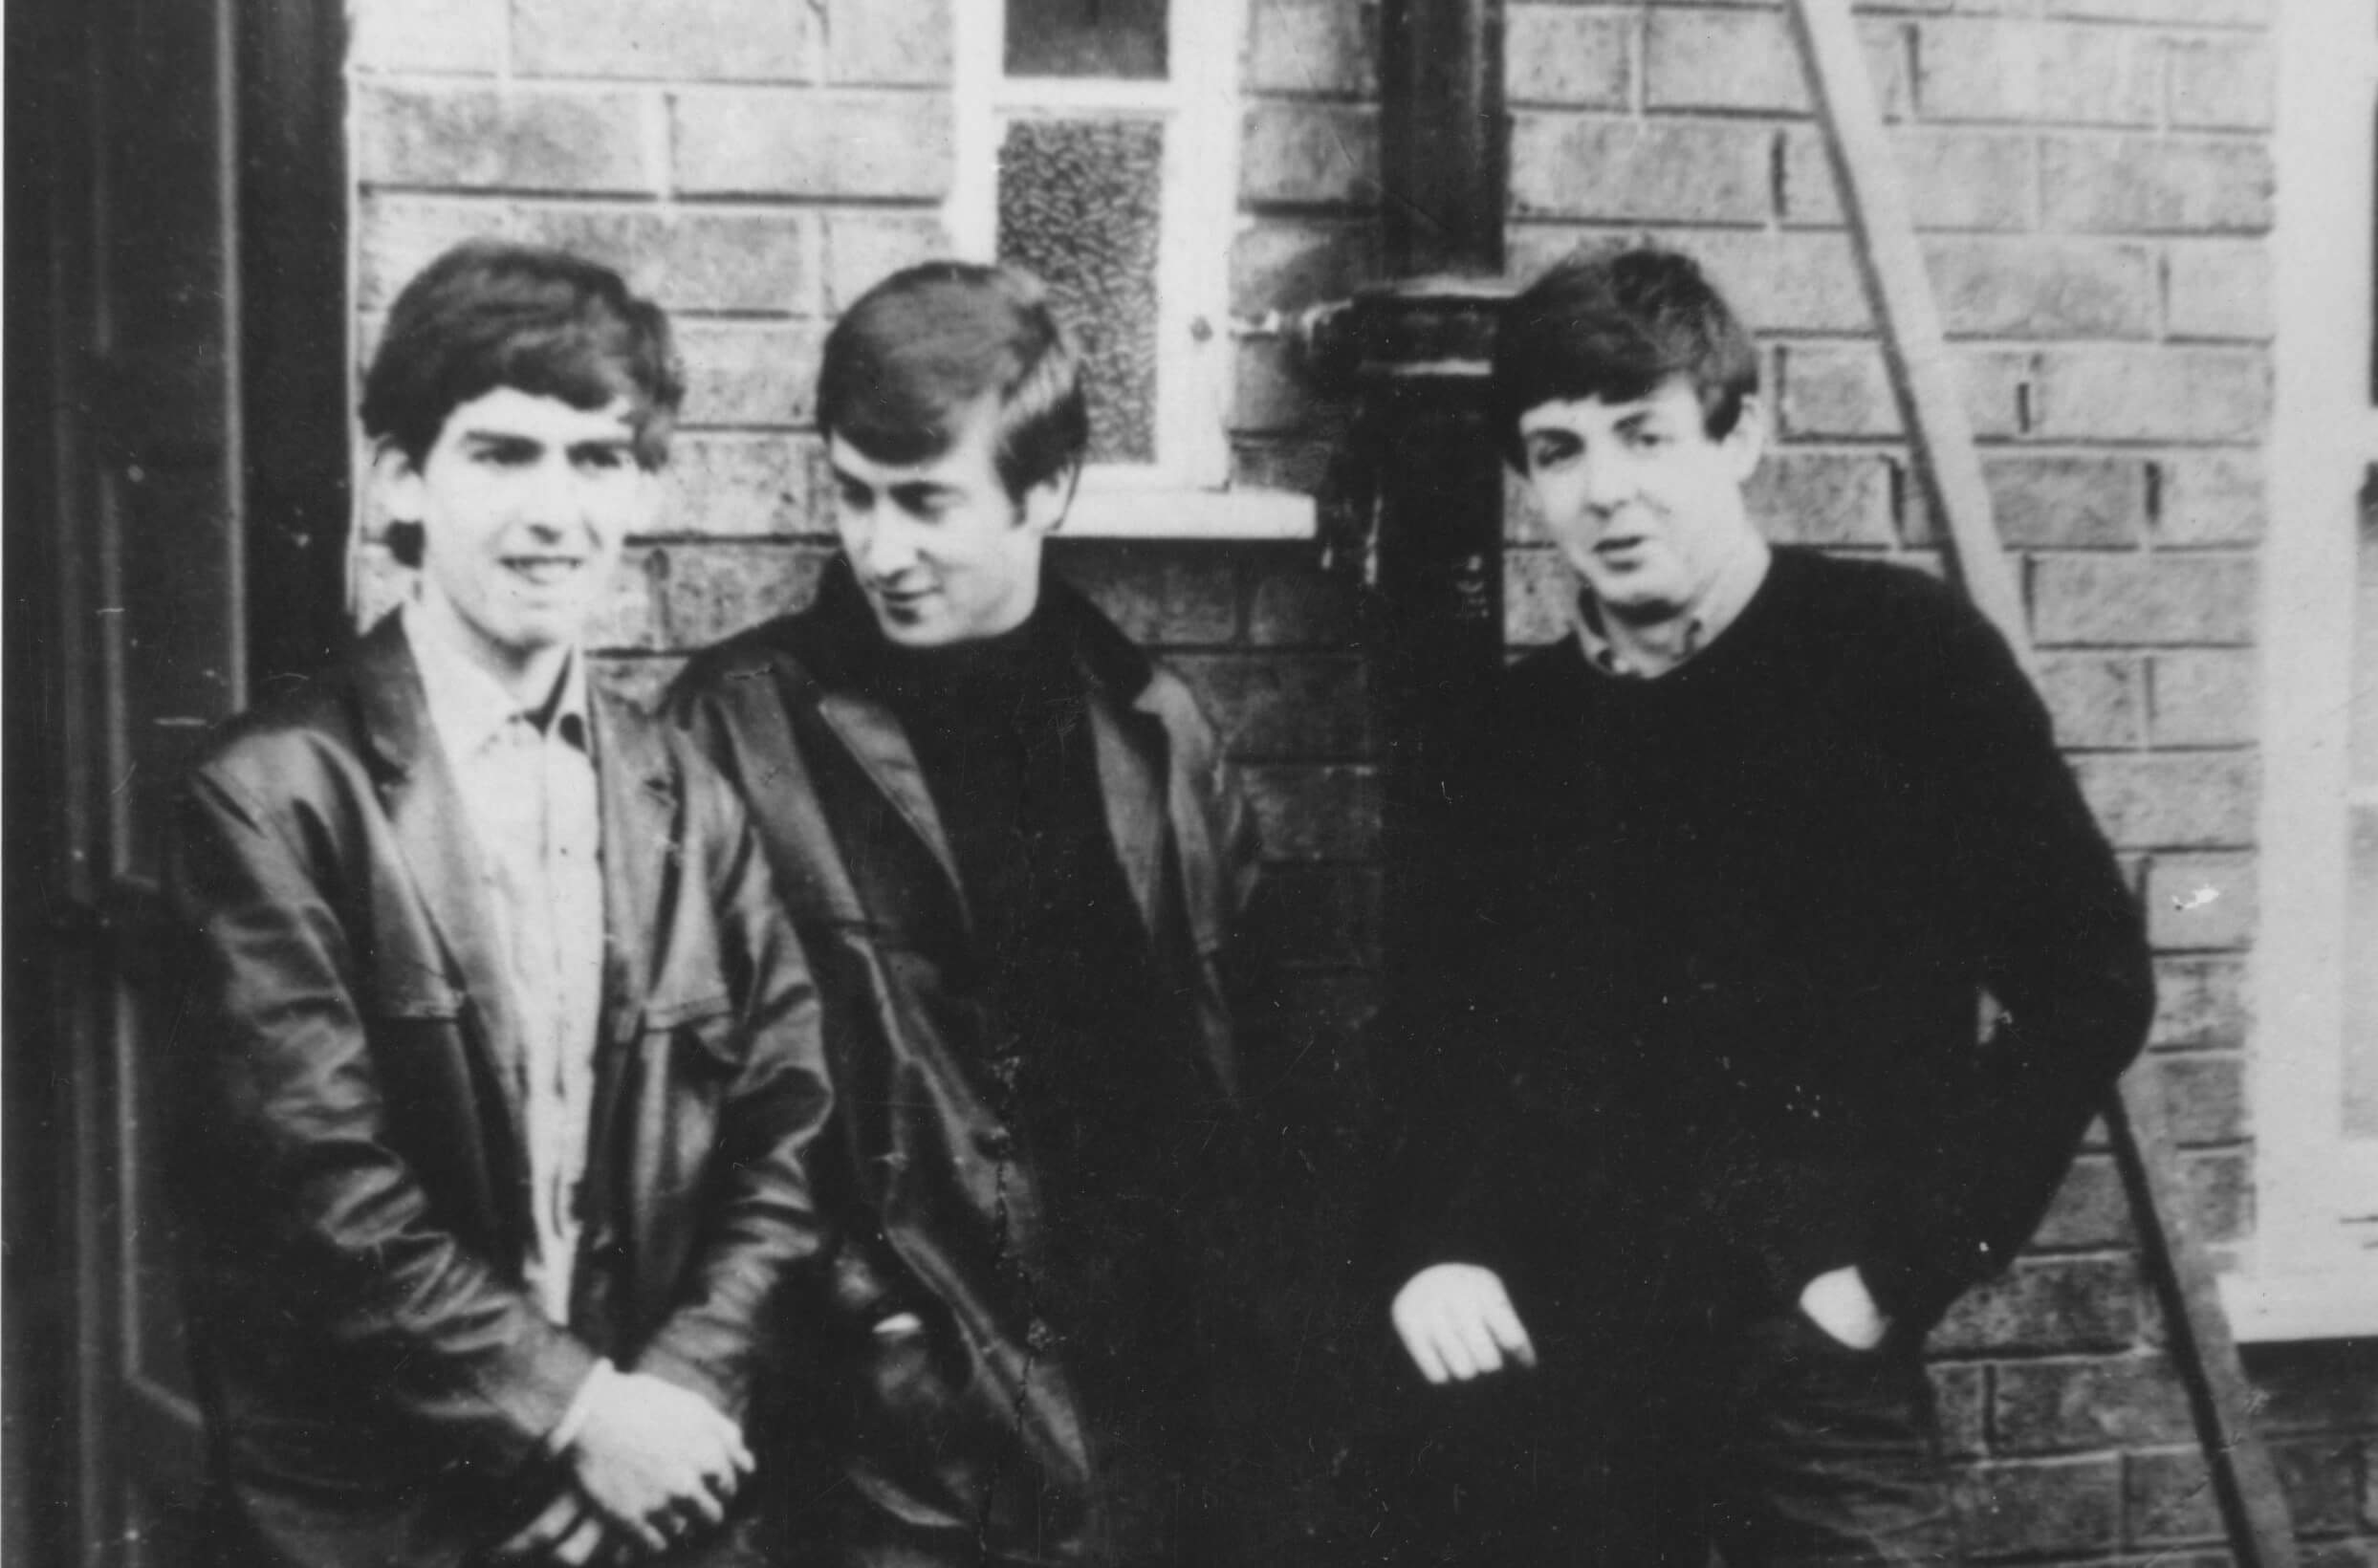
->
[856, 512, 920, 577]
[1581, 449, 1635, 512]
[521, 458, 591, 532]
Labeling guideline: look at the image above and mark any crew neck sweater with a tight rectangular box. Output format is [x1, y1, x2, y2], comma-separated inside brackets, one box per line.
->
[1406, 548, 2153, 1327]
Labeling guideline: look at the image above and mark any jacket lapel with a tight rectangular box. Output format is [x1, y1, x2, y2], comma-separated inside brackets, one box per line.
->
[785, 571, 974, 927]
[353, 617, 526, 1127]
[1062, 581, 1169, 940]
[591, 688, 672, 1045]
[812, 686, 972, 930]
[578, 690, 677, 1312]
[1088, 692, 1167, 940]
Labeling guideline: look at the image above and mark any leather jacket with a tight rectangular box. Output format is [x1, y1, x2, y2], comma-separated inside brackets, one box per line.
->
[166, 616, 834, 1568]
[670, 565, 1269, 1565]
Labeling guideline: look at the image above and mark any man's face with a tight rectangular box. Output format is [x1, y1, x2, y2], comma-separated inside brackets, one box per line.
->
[1516, 377, 1763, 623]
[829, 399, 1068, 650]
[382, 387, 651, 679]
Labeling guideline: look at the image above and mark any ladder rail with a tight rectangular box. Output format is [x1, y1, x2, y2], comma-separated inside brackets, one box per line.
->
[1781, 1, 2302, 1562]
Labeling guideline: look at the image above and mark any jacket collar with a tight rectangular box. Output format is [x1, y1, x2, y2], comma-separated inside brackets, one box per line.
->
[789, 556, 1173, 937]
[797, 554, 1159, 708]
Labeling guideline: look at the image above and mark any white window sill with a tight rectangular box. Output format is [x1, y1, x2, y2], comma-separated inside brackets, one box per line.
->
[1059, 487, 1316, 541]
[2217, 1258, 2378, 1342]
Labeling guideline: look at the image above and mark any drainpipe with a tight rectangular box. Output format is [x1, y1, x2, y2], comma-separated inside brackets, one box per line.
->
[1307, 0, 1513, 978]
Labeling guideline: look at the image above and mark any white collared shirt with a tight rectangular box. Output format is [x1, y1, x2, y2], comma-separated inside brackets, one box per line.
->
[1571, 534, 1774, 680]
[405, 606, 606, 1326]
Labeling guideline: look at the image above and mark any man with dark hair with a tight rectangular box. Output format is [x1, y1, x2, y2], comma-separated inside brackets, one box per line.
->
[1382, 246, 2155, 1565]
[168, 240, 832, 1568]
[669, 261, 1279, 1567]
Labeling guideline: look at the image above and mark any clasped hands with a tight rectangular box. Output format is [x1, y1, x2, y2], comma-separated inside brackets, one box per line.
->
[1390, 1261, 1888, 1384]
[494, 1367, 754, 1566]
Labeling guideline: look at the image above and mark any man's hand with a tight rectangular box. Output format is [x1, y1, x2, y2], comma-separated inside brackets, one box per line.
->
[491, 1487, 623, 1566]
[565, 1371, 754, 1556]
[1799, 1264, 1889, 1351]
[1391, 1263, 1538, 1384]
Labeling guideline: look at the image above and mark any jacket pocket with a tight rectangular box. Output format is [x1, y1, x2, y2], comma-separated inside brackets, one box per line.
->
[646, 994, 740, 1072]
[842, 1316, 1002, 1531]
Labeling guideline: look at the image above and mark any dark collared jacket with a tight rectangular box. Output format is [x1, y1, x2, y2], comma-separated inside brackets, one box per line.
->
[669, 566, 1272, 1565]
[166, 616, 833, 1568]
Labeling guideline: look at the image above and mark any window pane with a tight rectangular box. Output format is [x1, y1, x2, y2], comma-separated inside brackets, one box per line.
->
[1005, 0, 1168, 79]
[998, 118, 1164, 465]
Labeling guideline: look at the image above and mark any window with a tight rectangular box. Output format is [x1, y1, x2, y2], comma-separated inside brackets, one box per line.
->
[947, 0, 1313, 538]
[2223, 0, 2378, 1340]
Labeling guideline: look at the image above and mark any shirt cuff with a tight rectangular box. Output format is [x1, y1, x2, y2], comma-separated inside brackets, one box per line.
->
[544, 1358, 619, 1457]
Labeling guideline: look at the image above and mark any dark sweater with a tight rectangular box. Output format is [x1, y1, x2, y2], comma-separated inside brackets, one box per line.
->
[1400, 548, 2154, 1331]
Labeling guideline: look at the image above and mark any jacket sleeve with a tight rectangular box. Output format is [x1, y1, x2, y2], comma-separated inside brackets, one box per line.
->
[168, 762, 599, 1472]
[629, 751, 835, 1422]
[1860, 588, 2157, 1321]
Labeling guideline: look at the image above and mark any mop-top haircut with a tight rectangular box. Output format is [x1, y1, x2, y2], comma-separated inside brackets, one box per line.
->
[816, 261, 1088, 504]
[362, 241, 683, 564]
[1491, 245, 1761, 468]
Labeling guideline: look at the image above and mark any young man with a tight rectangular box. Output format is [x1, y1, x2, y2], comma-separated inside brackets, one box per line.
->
[1383, 247, 2155, 1565]
[669, 262, 1279, 1567]
[167, 242, 832, 1568]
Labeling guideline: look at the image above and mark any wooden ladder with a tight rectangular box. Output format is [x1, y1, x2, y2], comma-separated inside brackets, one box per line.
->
[1784, 3, 2301, 1561]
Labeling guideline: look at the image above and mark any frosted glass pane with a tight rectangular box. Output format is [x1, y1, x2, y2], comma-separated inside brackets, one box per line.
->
[1006, 0, 1167, 78]
[998, 118, 1164, 466]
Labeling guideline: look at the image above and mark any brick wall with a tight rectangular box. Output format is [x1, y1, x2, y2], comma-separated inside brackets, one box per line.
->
[1500, 0, 2375, 1558]
[346, 0, 2375, 1558]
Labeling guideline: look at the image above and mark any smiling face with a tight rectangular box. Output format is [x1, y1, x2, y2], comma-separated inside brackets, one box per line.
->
[1517, 377, 1765, 624]
[828, 398, 1070, 650]
[380, 386, 652, 692]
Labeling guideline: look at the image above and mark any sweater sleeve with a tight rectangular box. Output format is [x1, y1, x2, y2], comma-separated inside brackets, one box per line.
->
[1860, 584, 2156, 1322]
[1369, 698, 1565, 1291]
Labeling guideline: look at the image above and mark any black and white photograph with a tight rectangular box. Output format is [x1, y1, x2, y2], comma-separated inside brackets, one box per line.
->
[6, 1, 2375, 1565]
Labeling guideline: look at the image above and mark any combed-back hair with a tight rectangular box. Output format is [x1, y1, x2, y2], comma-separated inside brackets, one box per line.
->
[1490, 245, 1759, 468]
[816, 262, 1087, 502]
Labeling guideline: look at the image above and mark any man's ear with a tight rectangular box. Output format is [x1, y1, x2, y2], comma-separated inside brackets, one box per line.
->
[1721, 395, 1767, 483]
[371, 442, 425, 523]
[1019, 463, 1080, 536]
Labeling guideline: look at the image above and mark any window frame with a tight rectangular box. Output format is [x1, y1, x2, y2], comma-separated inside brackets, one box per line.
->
[946, 0, 1314, 539]
[2222, 0, 2378, 1342]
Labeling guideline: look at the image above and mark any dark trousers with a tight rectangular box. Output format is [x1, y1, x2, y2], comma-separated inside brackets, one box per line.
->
[1388, 1309, 1962, 1567]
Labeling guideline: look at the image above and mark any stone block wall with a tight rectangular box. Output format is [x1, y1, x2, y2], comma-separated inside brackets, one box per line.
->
[347, 0, 2374, 1557]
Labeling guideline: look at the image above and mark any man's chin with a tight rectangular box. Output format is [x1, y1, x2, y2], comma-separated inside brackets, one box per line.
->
[1581, 575, 1687, 623]
[868, 607, 953, 649]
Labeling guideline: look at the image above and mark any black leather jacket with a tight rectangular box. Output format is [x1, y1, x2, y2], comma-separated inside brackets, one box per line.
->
[167, 618, 832, 1568]
[671, 567, 1270, 1566]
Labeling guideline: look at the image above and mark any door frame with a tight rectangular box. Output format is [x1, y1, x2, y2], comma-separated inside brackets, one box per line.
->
[4, 2, 350, 1560]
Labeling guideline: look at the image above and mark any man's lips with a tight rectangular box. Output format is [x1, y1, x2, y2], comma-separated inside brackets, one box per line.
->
[869, 582, 937, 614]
[503, 555, 588, 588]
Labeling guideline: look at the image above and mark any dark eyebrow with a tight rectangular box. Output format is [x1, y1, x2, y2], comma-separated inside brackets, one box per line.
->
[459, 429, 542, 449]
[888, 480, 962, 510]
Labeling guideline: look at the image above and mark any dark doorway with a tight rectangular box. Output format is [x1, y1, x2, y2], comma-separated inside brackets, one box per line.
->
[6, 3, 350, 1562]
